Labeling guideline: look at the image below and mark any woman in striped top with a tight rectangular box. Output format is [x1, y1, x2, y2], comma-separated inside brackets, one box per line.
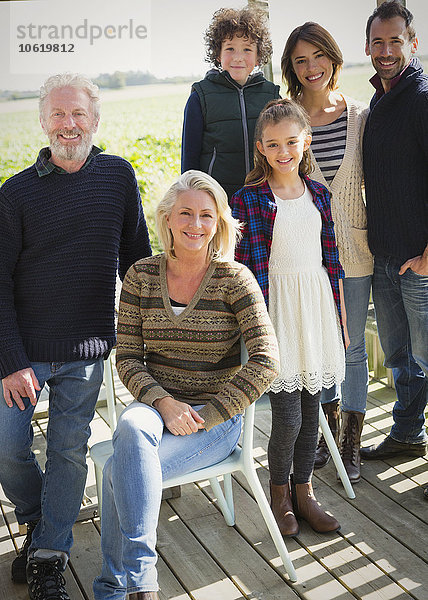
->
[281, 22, 373, 483]
[94, 171, 279, 600]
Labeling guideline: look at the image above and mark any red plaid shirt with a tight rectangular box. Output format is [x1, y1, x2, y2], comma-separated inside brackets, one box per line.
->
[231, 175, 345, 324]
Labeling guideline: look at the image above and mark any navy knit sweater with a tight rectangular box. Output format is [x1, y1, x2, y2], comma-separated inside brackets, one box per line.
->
[363, 58, 428, 262]
[0, 151, 151, 379]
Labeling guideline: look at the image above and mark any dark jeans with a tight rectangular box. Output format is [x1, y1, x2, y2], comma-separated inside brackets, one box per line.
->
[372, 255, 428, 443]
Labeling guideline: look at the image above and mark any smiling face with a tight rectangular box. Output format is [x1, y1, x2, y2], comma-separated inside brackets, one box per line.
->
[218, 34, 258, 85]
[366, 16, 417, 89]
[166, 189, 218, 259]
[291, 39, 334, 93]
[40, 86, 99, 163]
[256, 118, 311, 178]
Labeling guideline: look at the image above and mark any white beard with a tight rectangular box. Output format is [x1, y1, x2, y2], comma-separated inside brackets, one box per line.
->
[49, 129, 94, 163]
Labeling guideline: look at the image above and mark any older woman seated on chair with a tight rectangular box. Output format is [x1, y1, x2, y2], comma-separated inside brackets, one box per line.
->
[93, 170, 279, 600]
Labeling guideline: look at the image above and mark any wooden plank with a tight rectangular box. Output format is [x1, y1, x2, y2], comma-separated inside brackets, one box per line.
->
[1, 468, 85, 600]
[218, 472, 355, 599]
[251, 407, 426, 598]
[312, 470, 427, 599]
[0, 505, 28, 600]
[71, 517, 191, 600]
[157, 502, 246, 599]
[0, 563, 29, 600]
[169, 482, 298, 600]
[239, 464, 419, 600]
[251, 463, 408, 598]
[355, 459, 428, 526]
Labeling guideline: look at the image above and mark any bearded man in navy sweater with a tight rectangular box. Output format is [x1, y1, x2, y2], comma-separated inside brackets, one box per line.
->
[361, 2, 428, 474]
[0, 73, 151, 599]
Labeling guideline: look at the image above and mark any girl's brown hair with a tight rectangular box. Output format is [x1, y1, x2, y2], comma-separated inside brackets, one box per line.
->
[246, 99, 312, 186]
[205, 6, 273, 68]
[281, 22, 343, 99]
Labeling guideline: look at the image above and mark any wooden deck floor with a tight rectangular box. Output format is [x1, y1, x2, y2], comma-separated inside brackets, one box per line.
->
[1, 370, 427, 600]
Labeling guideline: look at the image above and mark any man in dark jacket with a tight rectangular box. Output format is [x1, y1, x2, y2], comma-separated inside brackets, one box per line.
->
[0, 73, 151, 599]
[361, 2, 427, 472]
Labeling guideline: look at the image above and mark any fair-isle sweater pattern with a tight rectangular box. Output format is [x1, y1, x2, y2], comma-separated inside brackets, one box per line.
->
[0, 151, 151, 378]
[116, 254, 280, 431]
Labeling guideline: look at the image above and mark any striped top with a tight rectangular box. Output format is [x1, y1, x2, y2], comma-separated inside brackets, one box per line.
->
[116, 254, 280, 431]
[311, 109, 347, 184]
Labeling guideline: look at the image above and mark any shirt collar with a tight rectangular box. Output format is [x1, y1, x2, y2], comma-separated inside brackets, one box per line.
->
[35, 145, 103, 177]
[369, 61, 411, 100]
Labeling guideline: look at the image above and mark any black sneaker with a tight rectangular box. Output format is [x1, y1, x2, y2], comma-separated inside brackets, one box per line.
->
[27, 557, 70, 600]
[11, 520, 38, 583]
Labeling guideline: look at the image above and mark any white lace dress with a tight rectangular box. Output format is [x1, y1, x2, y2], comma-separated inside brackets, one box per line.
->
[268, 186, 345, 395]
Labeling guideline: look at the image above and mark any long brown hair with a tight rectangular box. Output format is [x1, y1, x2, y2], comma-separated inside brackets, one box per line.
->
[281, 22, 343, 100]
[246, 99, 312, 187]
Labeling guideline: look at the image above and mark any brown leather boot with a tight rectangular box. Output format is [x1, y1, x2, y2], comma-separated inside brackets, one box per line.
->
[291, 477, 340, 533]
[128, 592, 159, 600]
[339, 411, 364, 483]
[270, 481, 299, 537]
[314, 400, 340, 469]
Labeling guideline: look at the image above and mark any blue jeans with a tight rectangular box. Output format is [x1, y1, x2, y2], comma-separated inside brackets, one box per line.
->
[93, 402, 242, 599]
[0, 358, 104, 554]
[321, 275, 372, 413]
[372, 255, 428, 443]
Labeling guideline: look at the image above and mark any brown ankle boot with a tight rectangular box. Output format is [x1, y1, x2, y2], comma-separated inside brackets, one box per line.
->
[314, 400, 340, 469]
[270, 481, 299, 537]
[291, 477, 340, 533]
[339, 411, 364, 483]
[128, 592, 159, 600]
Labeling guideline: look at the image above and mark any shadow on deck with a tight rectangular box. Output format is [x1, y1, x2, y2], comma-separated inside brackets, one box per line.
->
[1, 364, 427, 600]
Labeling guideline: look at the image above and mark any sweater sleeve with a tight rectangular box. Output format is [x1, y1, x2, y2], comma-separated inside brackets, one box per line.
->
[415, 90, 428, 165]
[230, 190, 251, 267]
[197, 264, 279, 430]
[181, 92, 203, 173]
[118, 166, 152, 281]
[0, 190, 32, 378]
[116, 263, 171, 403]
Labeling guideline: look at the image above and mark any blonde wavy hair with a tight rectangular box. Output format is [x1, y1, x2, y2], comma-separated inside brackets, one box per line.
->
[156, 170, 242, 262]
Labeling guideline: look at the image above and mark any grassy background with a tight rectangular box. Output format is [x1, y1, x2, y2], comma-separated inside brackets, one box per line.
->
[1, 62, 426, 251]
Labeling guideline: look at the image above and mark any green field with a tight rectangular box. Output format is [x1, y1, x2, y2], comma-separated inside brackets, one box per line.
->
[0, 90, 189, 252]
[1, 62, 426, 251]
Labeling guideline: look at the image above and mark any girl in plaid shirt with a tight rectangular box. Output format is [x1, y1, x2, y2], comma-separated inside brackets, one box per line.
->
[231, 99, 349, 537]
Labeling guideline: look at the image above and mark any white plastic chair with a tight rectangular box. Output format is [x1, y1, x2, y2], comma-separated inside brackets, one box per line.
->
[91, 355, 298, 582]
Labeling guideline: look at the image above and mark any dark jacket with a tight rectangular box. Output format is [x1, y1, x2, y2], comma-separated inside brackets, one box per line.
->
[182, 69, 280, 199]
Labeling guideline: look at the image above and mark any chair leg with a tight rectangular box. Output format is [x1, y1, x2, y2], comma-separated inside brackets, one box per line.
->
[243, 466, 297, 582]
[319, 405, 355, 499]
[209, 476, 235, 526]
[223, 474, 234, 522]
[104, 356, 117, 433]
[94, 463, 103, 517]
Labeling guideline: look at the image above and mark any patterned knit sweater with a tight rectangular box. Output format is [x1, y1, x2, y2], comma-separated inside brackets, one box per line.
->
[310, 96, 373, 278]
[0, 152, 151, 378]
[116, 254, 280, 431]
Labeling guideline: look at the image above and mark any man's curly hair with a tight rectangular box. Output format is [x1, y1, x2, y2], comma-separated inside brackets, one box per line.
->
[204, 6, 273, 68]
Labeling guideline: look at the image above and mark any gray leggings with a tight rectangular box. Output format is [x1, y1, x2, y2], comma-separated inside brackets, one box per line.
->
[268, 388, 321, 485]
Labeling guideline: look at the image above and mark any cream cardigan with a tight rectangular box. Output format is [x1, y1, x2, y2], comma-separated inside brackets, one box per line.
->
[310, 96, 373, 277]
